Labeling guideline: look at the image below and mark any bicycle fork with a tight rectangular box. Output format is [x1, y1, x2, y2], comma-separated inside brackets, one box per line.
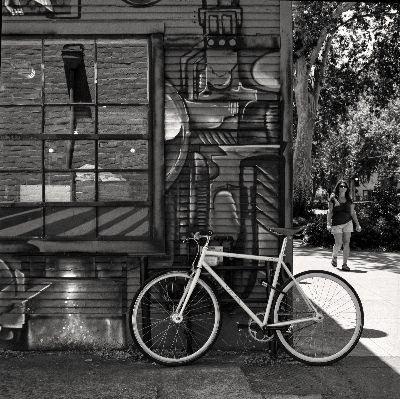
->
[172, 267, 202, 322]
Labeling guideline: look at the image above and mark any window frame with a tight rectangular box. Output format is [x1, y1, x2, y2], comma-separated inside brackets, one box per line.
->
[0, 34, 165, 254]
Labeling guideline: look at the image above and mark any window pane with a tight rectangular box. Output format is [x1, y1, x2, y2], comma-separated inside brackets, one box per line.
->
[75, 172, 95, 202]
[0, 140, 42, 170]
[0, 208, 42, 238]
[98, 207, 149, 237]
[98, 172, 148, 202]
[44, 173, 72, 201]
[98, 140, 148, 169]
[44, 40, 95, 104]
[0, 106, 42, 135]
[0, 172, 42, 202]
[44, 140, 95, 170]
[44, 106, 95, 135]
[97, 39, 148, 104]
[45, 207, 95, 237]
[0, 40, 42, 105]
[44, 172, 95, 202]
[97, 106, 148, 135]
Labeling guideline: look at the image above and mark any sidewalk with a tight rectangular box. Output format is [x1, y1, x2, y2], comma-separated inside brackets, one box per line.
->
[0, 242, 399, 399]
[293, 240, 400, 372]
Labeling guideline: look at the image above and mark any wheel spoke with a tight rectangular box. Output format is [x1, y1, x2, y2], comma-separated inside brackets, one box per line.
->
[129, 272, 221, 365]
[274, 271, 363, 365]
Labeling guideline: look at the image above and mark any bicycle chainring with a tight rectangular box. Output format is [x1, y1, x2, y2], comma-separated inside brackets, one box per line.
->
[248, 313, 274, 342]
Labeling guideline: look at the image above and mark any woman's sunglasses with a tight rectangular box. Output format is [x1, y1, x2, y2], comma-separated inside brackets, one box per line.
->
[339, 185, 347, 188]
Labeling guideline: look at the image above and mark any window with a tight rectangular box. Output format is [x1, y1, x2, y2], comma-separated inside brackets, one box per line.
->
[0, 37, 164, 253]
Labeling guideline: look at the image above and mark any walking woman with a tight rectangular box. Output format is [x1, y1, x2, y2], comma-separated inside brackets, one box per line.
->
[327, 181, 361, 271]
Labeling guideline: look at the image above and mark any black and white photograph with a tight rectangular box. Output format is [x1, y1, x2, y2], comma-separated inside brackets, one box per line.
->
[1, 1, 399, 398]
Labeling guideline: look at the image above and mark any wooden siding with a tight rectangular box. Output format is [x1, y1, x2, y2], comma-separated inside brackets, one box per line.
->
[2, 1, 281, 36]
[0, 0, 292, 349]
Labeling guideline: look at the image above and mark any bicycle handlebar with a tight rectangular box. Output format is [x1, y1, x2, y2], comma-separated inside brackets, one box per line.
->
[182, 230, 213, 243]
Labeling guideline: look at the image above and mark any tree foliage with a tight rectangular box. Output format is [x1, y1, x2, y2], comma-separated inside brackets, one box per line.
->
[293, 1, 400, 215]
[315, 96, 400, 189]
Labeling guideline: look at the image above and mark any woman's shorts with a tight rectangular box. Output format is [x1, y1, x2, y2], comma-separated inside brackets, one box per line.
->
[331, 220, 353, 234]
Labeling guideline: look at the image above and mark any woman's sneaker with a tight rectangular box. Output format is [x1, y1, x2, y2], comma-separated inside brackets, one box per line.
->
[342, 264, 350, 271]
[331, 257, 337, 267]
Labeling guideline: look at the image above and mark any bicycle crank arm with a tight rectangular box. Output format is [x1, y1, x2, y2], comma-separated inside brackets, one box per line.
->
[236, 323, 285, 332]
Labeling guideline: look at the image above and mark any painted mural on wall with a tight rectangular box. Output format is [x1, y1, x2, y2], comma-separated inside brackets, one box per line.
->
[2, 0, 162, 16]
[2, 0, 79, 17]
[164, 0, 281, 295]
[0, 0, 284, 348]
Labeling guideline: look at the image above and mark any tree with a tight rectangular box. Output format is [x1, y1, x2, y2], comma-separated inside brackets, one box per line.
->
[292, 2, 400, 216]
[293, 1, 356, 216]
[316, 96, 400, 189]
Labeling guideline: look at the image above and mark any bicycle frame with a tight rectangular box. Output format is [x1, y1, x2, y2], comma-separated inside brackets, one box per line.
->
[175, 236, 321, 330]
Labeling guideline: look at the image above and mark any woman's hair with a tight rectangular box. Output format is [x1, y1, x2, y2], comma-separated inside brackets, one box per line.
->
[333, 181, 352, 203]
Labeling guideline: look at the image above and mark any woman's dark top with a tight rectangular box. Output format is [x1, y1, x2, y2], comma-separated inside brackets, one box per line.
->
[331, 197, 353, 226]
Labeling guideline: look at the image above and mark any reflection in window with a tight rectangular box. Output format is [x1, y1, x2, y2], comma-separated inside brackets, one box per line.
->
[98, 172, 148, 202]
[98, 106, 148, 135]
[45, 140, 95, 170]
[44, 40, 95, 104]
[98, 140, 148, 170]
[44, 106, 95, 135]
[97, 40, 148, 104]
[0, 41, 42, 105]
[0, 173, 42, 202]
[0, 106, 42, 135]
[0, 38, 152, 240]
[0, 140, 41, 170]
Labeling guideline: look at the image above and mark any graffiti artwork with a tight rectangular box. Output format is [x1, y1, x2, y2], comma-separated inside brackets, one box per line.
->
[0, 0, 287, 349]
[166, 0, 280, 262]
[2, 0, 79, 17]
[164, 0, 281, 296]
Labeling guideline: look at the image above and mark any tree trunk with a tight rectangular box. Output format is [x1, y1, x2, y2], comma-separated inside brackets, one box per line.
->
[293, 56, 317, 217]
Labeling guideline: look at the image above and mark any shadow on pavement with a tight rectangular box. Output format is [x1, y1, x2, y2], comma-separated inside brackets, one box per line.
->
[362, 328, 387, 339]
[340, 269, 368, 274]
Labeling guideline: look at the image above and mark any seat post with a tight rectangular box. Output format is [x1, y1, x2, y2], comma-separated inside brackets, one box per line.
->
[278, 236, 288, 263]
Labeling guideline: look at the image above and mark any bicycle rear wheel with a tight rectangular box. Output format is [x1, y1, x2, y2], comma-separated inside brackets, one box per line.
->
[129, 271, 221, 366]
[273, 270, 363, 365]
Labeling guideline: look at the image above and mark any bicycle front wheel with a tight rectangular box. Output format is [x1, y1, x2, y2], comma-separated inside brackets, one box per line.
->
[129, 271, 221, 366]
[273, 270, 364, 365]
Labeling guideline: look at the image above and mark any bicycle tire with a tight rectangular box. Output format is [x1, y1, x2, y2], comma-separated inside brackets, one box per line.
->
[273, 270, 364, 365]
[129, 271, 221, 366]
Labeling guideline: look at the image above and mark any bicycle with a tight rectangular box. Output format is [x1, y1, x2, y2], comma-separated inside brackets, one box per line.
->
[129, 227, 364, 366]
